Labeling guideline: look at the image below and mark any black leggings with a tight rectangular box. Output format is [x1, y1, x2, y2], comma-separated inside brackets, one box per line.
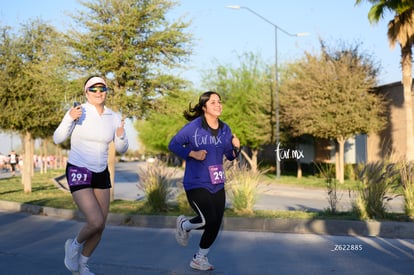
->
[186, 188, 225, 249]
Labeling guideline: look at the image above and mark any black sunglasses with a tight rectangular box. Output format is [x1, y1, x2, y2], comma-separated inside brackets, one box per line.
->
[88, 87, 108, 93]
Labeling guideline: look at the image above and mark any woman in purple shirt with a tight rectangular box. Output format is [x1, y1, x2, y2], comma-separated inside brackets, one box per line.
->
[168, 91, 240, 271]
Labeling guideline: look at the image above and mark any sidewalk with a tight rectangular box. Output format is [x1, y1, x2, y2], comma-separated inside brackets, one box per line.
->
[112, 161, 404, 213]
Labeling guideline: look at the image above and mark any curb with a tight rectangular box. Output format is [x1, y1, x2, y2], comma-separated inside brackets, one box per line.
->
[1, 200, 413, 239]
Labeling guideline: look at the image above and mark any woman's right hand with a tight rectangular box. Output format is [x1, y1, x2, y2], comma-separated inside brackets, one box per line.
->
[189, 150, 207, 161]
[70, 106, 82, 121]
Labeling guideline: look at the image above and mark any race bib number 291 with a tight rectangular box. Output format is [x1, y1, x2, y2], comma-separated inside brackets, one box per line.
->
[208, 164, 225, 185]
[68, 167, 92, 187]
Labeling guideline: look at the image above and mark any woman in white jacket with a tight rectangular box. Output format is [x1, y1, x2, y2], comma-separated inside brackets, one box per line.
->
[53, 76, 128, 275]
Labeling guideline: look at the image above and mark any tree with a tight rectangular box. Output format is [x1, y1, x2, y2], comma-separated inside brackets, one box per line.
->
[66, 0, 192, 118]
[204, 52, 274, 172]
[280, 41, 387, 183]
[66, 0, 193, 199]
[355, 0, 414, 160]
[0, 20, 69, 192]
[135, 89, 195, 156]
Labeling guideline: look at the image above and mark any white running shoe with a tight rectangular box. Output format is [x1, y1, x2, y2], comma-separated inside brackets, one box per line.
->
[190, 254, 214, 271]
[64, 239, 80, 272]
[175, 215, 189, 246]
[79, 263, 94, 275]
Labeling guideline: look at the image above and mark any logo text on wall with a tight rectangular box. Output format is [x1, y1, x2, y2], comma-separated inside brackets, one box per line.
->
[275, 143, 305, 161]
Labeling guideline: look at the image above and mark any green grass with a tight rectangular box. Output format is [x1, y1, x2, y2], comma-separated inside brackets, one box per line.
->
[0, 169, 408, 222]
[264, 173, 359, 191]
[0, 170, 77, 209]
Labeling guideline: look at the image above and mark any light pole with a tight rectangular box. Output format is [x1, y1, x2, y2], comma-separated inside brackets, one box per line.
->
[226, 5, 308, 178]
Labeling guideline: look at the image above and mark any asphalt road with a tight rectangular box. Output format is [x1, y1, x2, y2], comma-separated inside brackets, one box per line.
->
[0, 162, 413, 274]
[0, 210, 413, 275]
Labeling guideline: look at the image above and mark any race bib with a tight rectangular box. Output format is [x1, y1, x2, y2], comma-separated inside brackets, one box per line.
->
[68, 166, 92, 187]
[208, 164, 225, 184]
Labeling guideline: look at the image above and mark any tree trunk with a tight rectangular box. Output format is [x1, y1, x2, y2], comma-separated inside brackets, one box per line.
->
[335, 142, 339, 181]
[108, 142, 116, 201]
[58, 147, 65, 169]
[54, 145, 59, 169]
[296, 143, 302, 179]
[401, 44, 414, 161]
[337, 136, 345, 184]
[296, 159, 302, 179]
[251, 149, 258, 173]
[240, 148, 258, 173]
[42, 139, 48, 174]
[22, 131, 32, 193]
[31, 138, 35, 177]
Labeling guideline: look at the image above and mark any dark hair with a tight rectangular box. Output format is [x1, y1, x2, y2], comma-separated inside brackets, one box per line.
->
[183, 91, 221, 121]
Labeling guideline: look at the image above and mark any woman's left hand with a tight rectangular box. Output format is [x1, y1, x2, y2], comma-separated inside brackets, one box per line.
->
[232, 134, 240, 148]
[116, 120, 125, 137]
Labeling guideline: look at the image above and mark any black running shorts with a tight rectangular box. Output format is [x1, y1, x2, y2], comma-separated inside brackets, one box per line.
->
[65, 163, 112, 193]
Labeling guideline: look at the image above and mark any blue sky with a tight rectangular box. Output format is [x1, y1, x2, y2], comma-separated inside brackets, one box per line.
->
[0, 0, 404, 153]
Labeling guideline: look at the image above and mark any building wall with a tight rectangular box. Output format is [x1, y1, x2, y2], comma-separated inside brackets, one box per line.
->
[367, 81, 411, 162]
[312, 135, 366, 165]
[259, 81, 412, 169]
[355, 135, 367, 163]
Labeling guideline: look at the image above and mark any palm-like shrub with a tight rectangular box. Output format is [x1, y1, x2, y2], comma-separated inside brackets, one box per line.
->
[137, 160, 175, 212]
[354, 160, 399, 219]
[314, 162, 342, 214]
[397, 160, 414, 220]
[225, 163, 262, 215]
[175, 182, 193, 215]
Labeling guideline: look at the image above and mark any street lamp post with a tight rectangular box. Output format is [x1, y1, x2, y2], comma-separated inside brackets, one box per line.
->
[226, 5, 308, 178]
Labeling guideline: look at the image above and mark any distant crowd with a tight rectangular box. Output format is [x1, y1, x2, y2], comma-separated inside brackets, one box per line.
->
[0, 151, 62, 175]
[0, 150, 21, 176]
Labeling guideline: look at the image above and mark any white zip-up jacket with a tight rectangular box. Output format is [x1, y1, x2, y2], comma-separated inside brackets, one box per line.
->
[53, 102, 128, 173]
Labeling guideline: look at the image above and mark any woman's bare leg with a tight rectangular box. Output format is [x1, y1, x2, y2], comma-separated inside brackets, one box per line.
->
[72, 188, 110, 256]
